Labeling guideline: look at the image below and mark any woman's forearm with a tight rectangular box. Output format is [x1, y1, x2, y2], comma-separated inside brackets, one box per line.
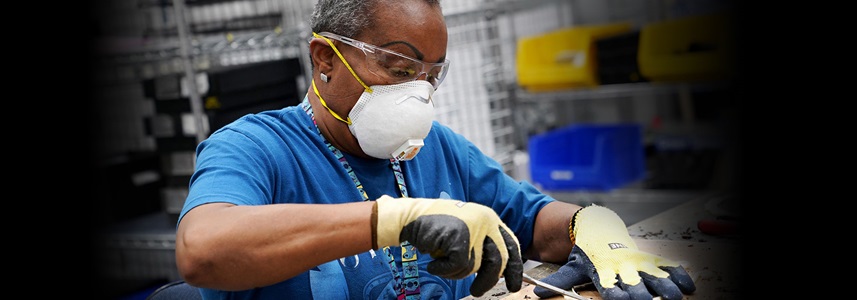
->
[525, 201, 582, 264]
[176, 201, 375, 290]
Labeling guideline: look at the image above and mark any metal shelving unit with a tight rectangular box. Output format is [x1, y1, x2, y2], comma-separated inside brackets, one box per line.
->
[93, 0, 312, 84]
[515, 81, 732, 103]
[501, 2, 740, 226]
[93, 2, 315, 296]
[92, 0, 523, 170]
[511, 81, 736, 144]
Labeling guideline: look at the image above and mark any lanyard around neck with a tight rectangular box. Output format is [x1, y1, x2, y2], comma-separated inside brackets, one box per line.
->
[300, 97, 420, 298]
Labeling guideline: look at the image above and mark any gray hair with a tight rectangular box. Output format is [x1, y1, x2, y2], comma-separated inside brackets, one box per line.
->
[310, 0, 441, 38]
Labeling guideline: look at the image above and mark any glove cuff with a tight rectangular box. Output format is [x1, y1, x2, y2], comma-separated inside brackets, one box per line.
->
[373, 195, 407, 249]
[568, 208, 584, 247]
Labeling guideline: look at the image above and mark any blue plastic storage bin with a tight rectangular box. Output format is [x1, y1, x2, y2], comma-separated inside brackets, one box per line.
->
[528, 123, 646, 191]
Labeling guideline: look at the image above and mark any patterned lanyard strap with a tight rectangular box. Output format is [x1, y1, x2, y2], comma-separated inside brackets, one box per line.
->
[301, 99, 420, 299]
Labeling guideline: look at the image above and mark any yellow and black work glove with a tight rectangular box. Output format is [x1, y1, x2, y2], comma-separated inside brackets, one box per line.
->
[533, 205, 696, 300]
[372, 195, 523, 297]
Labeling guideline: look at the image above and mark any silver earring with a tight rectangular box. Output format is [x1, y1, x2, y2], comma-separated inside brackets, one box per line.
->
[320, 73, 329, 83]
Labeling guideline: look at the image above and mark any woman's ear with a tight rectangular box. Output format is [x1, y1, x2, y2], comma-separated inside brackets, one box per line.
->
[309, 38, 335, 75]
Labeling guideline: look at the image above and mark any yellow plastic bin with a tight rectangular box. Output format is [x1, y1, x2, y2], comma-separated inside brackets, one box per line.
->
[516, 22, 632, 92]
[637, 13, 736, 82]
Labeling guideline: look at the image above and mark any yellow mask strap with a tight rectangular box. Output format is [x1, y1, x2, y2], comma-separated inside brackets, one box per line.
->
[312, 78, 352, 125]
[313, 32, 373, 93]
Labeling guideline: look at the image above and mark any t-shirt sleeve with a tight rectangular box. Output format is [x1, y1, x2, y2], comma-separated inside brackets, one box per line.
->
[179, 126, 279, 224]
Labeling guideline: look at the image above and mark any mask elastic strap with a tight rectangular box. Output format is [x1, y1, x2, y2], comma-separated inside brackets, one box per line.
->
[313, 32, 373, 93]
[311, 78, 352, 125]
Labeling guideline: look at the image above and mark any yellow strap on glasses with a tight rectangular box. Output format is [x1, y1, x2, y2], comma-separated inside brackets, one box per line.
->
[313, 32, 373, 93]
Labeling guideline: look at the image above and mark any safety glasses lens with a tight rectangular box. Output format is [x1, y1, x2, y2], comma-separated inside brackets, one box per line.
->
[370, 51, 421, 80]
[428, 65, 447, 87]
[367, 50, 447, 88]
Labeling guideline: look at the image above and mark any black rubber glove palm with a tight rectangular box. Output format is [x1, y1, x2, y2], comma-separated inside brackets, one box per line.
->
[372, 195, 523, 297]
[533, 205, 695, 300]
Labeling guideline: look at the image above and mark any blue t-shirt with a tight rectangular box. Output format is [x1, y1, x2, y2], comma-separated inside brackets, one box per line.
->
[180, 99, 555, 299]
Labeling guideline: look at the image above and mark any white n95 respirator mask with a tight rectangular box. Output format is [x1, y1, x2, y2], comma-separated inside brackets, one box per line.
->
[348, 80, 435, 161]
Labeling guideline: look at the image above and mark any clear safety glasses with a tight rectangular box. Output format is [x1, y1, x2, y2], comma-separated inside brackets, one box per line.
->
[316, 31, 450, 89]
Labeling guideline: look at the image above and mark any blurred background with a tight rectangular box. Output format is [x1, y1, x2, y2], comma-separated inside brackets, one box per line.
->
[85, 0, 745, 299]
